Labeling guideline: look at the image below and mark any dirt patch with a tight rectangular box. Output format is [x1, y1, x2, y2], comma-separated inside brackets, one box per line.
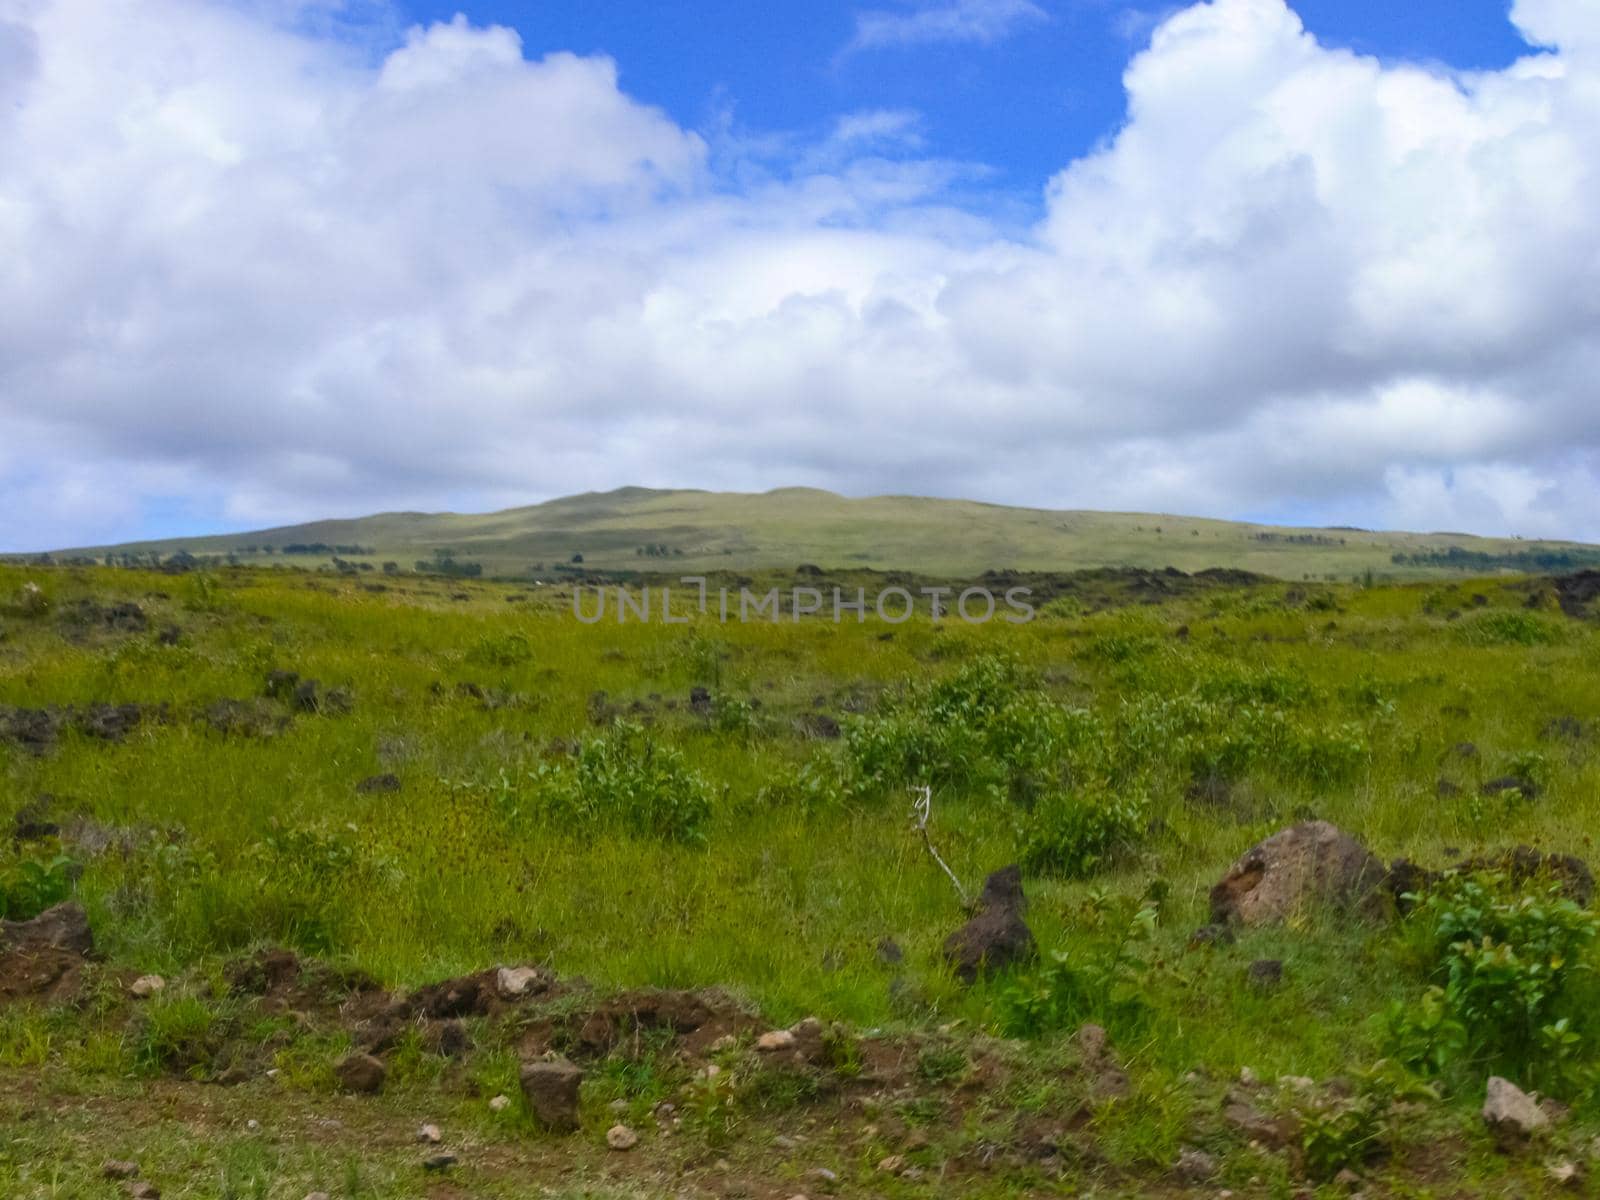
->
[225, 948, 385, 1017]
[0, 903, 94, 1005]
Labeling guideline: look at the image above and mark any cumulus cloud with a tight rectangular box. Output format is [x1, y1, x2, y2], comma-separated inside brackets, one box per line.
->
[847, 0, 1049, 52]
[2, 0, 1599, 550]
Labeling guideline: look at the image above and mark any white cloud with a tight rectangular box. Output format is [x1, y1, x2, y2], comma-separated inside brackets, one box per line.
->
[847, 0, 1048, 52]
[2, 0, 1600, 551]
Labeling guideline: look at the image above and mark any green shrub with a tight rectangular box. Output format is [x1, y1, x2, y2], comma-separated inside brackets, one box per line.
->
[1298, 1062, 1437, 1182]
[467, 631, 534, 667]
[532, 722, 713, 845]
[996, 901, 1156, 1038]
[0, 853, 75, 920]
[1386, 872, 1600, 1094]
[1020, 787, 1148, 879]
[1456, 611, 1561, 647]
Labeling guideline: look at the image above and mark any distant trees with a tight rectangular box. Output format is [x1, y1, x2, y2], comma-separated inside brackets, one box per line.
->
[1391, 546, 1600, 571]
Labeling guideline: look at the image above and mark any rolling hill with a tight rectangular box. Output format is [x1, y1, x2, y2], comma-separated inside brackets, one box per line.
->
[33, 486, 1600, 581]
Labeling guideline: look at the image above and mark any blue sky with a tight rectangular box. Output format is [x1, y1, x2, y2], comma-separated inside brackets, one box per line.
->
[397, 0, 1529, 207]
[3, 0, 1598, 549]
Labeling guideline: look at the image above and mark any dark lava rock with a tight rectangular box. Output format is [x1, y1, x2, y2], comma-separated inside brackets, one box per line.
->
[1482, 776, 1542, 800]
[13, 795, 60, 842]
[1541, 716, 1584, 741]
[0, 707, 65, 755]
[689, 686, 712, 715]
[1187, 923, 1236, 948]
[203, 698, 289, 739]
[334, 1051, 386, 1093]
[1247, 959, 1284, 990]
[263, 670, 301, 700]
[943, 865, 1037, 984]
[355, 773, 402, 794]
[1388, 846, 1593, 912]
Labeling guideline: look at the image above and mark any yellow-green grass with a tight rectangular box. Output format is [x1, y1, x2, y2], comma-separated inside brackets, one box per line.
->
[3, 562, 1600, 1200]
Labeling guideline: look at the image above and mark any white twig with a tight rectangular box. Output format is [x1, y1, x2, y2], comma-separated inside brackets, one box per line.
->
[911, 785, 971, 909]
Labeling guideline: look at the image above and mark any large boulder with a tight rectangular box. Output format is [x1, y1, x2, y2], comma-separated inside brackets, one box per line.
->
[943, 866, 1037, 984]
[1210, 821, 1388, 927]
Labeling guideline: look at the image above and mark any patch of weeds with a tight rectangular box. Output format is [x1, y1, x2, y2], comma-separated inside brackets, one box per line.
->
[468, 630, 534, 667]
[1297, 1062, 1437, 1182]
[1020, 785, 1149, 879]
[680, 1068, 739, 1146]
[0, 1007, 54, 1067]
[915, 1045, 969, 1086]
[996, 899, 1158, 1039]
[0, 852, 76, 920]
[135, 992, 227, 1078]
[738, 1063, 822, 1112]
[1456, 610, 1561, 647]
[529, 722, 713, 844]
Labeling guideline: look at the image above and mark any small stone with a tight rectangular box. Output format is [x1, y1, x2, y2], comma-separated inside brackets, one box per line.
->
[421, 1153, 457, 1171]
[1279, 1075, 1315, 1091]
[488, 1094, 510, 1113]
[1483, 1075, 1549, 1147]
[103, 1162, 140, 1180]
[1548, 1159, 1580, 1187]
[1334, 1167, 1361, 1188]
[757, 1029, 797, 1052]
[607, 1124, 640, 1151]
[609, 1098, 629, 1113]
[1174, 1147, 1218, 1183]
[1238, 1066, 1259, 1087]
[773, 1135, 799, 1151]
[417, 1123, 441, 1144]
[304, 1194, 331, 1200]
[807, 1167, 839, 1184]
[708, 1033, 738, 1052]
[245, 1119, 260, 1132]
[1247, 959, 1284, 989]
[495, 965, 544, 998]
[334, 1052, 386, 1094]
[900, 1166, 925, 1181]
[876, 1154, 906, 1173]
[128, 975, 165, 999]
[125, 1185, 159, 1200]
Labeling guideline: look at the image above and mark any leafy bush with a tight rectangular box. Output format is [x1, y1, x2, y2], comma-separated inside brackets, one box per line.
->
[532, 722, 713, 845]
[0, 853, 75, 920]
[996, 900, 1156, 1038]
[468, 631, 534, 667]
[1297, 1062, 1437, 1182]
[1386, 872, 1600, 1094]
[1456, 611, 1561, 647]
[1020, 787, 1148, 879]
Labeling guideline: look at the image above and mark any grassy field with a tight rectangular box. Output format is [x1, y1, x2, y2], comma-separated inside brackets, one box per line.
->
[41, 485, 1600, 581]
[3, 560, 1600, 1197]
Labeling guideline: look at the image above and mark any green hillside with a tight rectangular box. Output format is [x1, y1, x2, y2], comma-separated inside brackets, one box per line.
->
[39, 486, 1600, 581]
